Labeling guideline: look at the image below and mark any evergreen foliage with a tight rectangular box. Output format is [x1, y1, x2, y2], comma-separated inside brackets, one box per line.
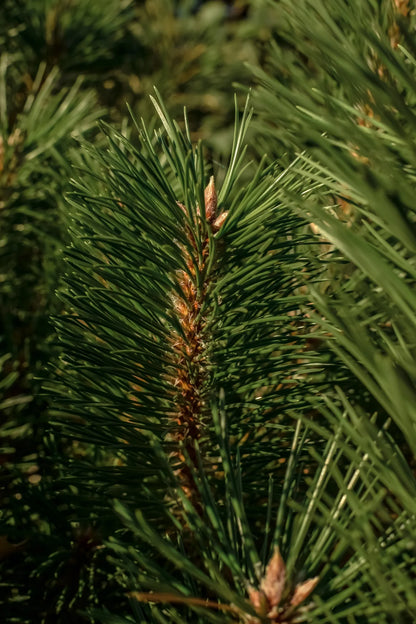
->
[1, 1, 416, 623]
[252, 0, 416, 620]
[0, 1, 278, 621]
[0, 54, 98, 600]
[48, 95, 325, 622]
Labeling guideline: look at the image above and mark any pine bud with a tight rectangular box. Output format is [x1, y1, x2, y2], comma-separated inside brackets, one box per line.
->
[260, 546, 286, 609]
[290, 576, 319, 607]
[204, 176, 217, 222]
[213, 210, 228, 232]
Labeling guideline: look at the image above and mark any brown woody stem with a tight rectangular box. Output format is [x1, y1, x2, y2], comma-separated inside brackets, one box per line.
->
[129, 591, 242, 615]
[169, 177, 221, 501]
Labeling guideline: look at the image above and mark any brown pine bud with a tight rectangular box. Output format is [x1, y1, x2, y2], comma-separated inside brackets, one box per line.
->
[260, 546, 286, 609]
[213, 211, 228, 233]
[248, 587, 269, 618]
[204, 176, 217, 223]
[290, 576, 319, 607]
[394, 0, 409, 16]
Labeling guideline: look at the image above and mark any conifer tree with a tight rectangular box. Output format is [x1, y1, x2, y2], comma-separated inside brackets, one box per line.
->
[0, 2, 281, 621]
[0, 44, 98, 599]
[48, 95, 326, 622]
[252, 0, 416, 621]
[2, 1, 416, 623]
[1, 1, 133, 619]
[48, 84, 416, 623]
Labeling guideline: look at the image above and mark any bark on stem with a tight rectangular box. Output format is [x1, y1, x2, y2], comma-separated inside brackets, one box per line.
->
[169, 177, 222, 501]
